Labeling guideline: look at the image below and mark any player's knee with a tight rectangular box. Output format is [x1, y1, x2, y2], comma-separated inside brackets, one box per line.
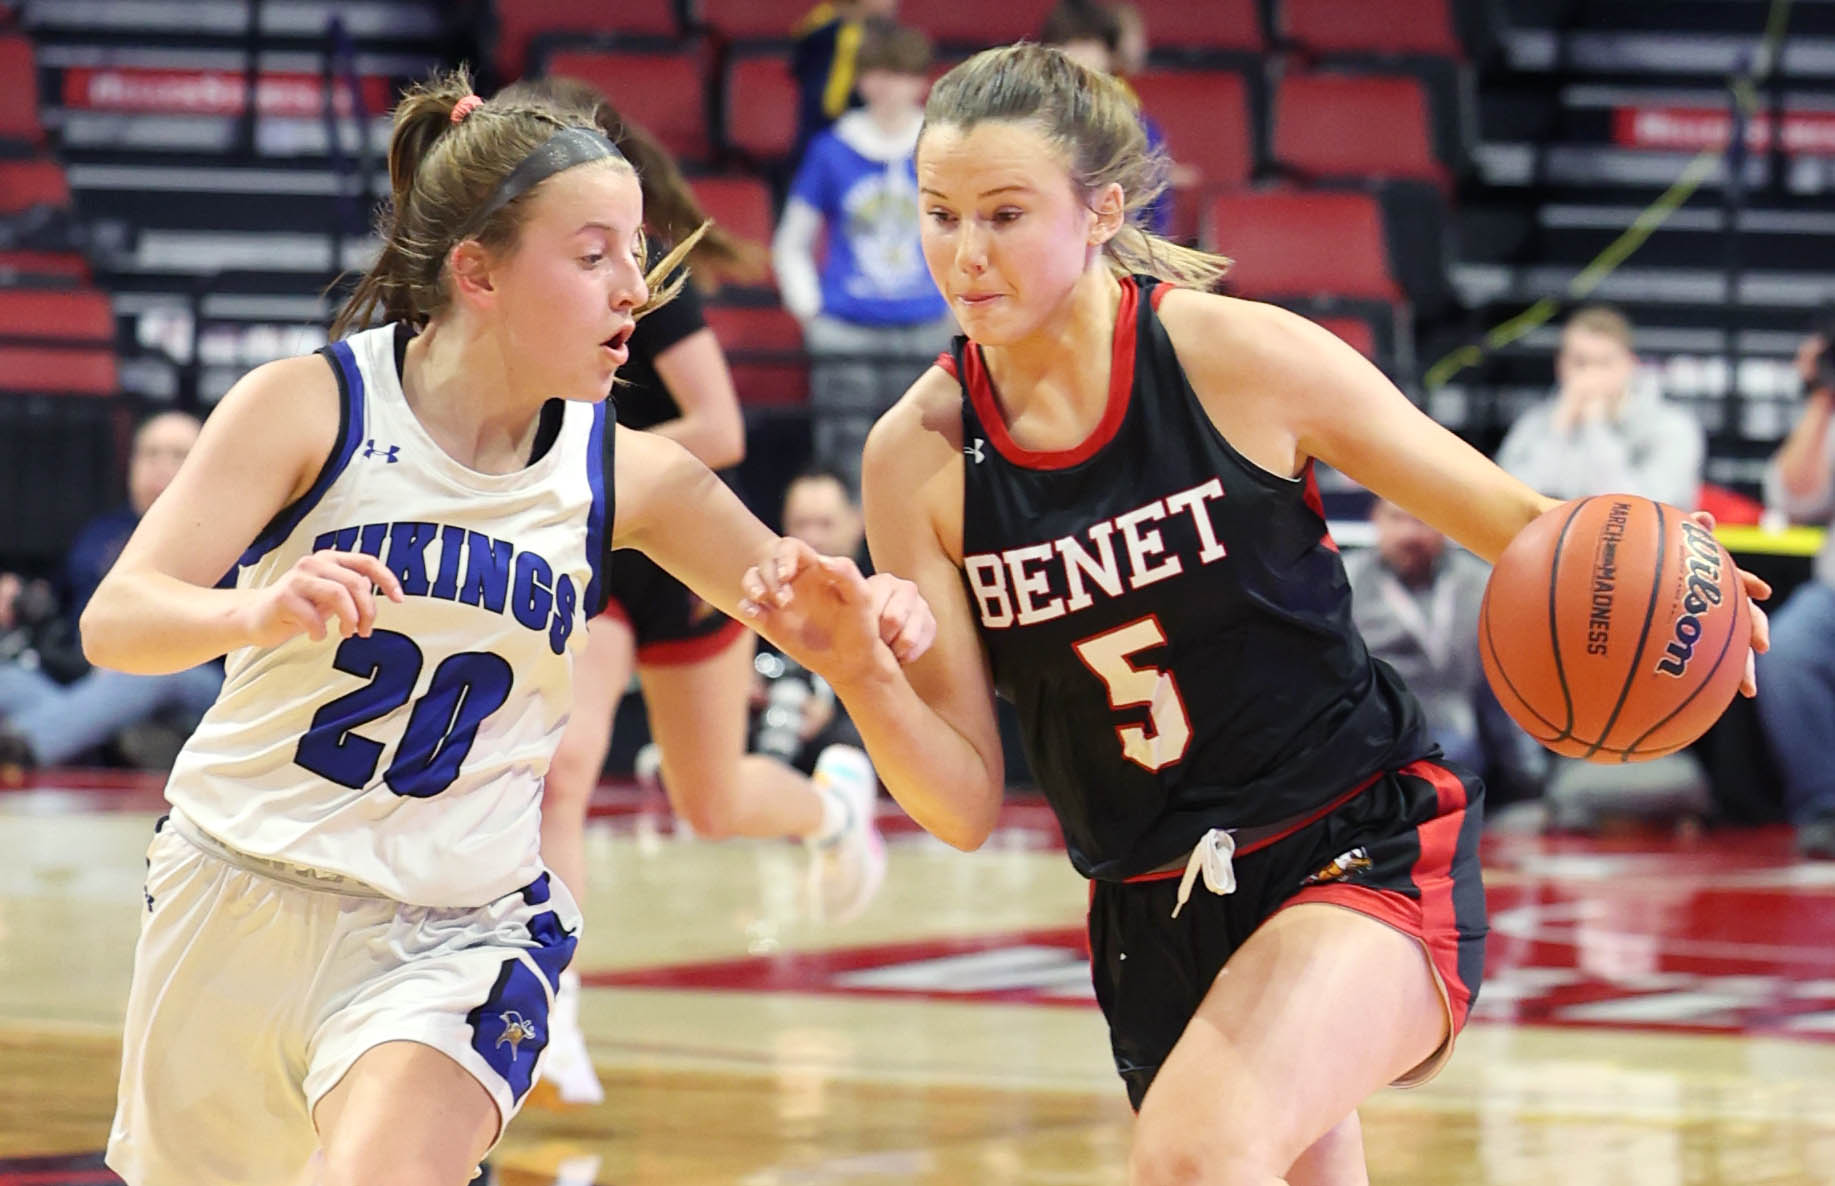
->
[1130, 1143, 1279, 1186]
[316, 1149, 468, 1186]
[672, 782, 742, 838]
[1131, 1100, 1285, 1186]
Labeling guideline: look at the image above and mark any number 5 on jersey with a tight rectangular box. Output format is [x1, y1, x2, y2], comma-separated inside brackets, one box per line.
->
[1073, 616, 1192, 772]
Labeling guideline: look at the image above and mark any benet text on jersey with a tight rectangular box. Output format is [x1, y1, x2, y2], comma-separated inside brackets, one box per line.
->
[963, 478, 1228, 629]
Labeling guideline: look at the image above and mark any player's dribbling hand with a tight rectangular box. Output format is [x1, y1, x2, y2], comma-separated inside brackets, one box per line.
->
[242, 550, 406, 648]
[1688, 510, 1771, 697]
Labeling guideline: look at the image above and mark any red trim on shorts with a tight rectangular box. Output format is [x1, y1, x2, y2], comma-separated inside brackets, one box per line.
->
[1120, 770, 1383, 884]
[1286, 759, 1474, 1027]
[1299, 460, 1340, 553]
[962, 276, 1138, 471]
[635, 616, 748, 667]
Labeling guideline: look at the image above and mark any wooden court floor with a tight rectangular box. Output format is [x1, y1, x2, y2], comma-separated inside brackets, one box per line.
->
[3, 785, 1834, 1185]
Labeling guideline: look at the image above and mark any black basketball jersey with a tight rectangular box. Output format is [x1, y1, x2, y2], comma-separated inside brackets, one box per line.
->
[949, 276, 1430, 881]
[611, 242, 705, 432]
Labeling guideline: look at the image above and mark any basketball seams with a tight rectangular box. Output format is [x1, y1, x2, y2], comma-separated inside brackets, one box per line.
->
[1542, 497, 1592, 743]
[1582, 501, 1668, 759]
[1480, 588, 1563, 740]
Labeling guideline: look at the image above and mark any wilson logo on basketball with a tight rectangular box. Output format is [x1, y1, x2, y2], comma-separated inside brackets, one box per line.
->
[1654, 520, 1725, 678]
[1585, 500, 1630, 655]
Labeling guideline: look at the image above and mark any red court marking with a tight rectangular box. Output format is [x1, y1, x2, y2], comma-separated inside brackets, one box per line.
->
[590, 826, 1835, 1042]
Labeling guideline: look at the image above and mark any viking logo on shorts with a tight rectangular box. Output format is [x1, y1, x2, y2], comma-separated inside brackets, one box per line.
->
[495, 1010, 538, 1060]
[1302, 847, 1372, 886]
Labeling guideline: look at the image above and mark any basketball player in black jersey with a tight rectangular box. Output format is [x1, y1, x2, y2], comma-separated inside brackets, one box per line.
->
[741, 44, 1772, 1186]
[503, 80, 893, 1107]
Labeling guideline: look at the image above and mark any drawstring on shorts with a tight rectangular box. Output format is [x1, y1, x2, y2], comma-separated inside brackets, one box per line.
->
[1171, 827, 1237, 918]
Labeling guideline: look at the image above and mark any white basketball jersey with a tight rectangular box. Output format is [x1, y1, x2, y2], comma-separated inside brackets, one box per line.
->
[166, 324, 612, 907]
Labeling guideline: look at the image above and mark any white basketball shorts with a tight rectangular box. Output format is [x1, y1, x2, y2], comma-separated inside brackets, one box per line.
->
[106, 812, 581, 1186]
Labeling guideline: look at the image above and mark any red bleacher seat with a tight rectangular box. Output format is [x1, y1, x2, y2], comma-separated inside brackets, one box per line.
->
[702, 304, 807, 406]
[0, 287, 111, 341]
[1205, 190, 1402, 303]
[1128, 69, 1252, 239]
[0, 251, 88, 283]
[920, 0, 1057, 48]
[1273, 73, 1446, 187]
[1281, 0, 1462, 59]
[723, 54, 798, 162]
[0, 158, 69, 213]
[1131, 69, 1253, 187]
[1313, 315, 1376, 359]
[494, 0, 681, 80]
[547, 48, 711, 163]
[697, 0, 818, 42]
[0, 344, 117, 394]
[0, 35, 42, 146]
[1130, 0, 1261, 54]
[691, 174, 775, 250]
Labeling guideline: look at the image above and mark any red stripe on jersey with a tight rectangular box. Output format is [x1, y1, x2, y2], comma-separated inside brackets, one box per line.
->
[935, 351, 958, 378]
[964, 276, 1139, 471]
[1300, 459, 1340, 553]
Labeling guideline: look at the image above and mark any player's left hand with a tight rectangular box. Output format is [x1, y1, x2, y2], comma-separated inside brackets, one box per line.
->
[1688, 510, 1771, 697]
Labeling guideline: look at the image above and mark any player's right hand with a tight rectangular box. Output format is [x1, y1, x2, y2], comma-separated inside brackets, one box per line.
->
[240, 550, 405, 648]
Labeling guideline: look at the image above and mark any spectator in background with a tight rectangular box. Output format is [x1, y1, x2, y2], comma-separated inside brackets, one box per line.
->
[1039, 0, 1178, 236]
[1345, 498, 1544, 810]
[750, 468, 871, 775]
[1496, 305, 1714, 830]
[790, 0, 900, 169]
[782, 466, 868, 568]
[774, 21, 953, 492]
[1756, 331, 1835, 858]
[1496, 304, 1705, 509]
[0, 411, 222, 778]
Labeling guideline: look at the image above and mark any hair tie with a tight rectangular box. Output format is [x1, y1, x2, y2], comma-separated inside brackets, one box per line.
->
[450, 94, 484, 124]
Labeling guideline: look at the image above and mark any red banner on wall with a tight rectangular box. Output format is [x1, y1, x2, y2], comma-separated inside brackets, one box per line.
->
[1614, 105, 1835, 155]
[61, 67, 392, 118]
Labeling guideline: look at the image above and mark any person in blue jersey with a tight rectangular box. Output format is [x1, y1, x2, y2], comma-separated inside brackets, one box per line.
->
[740, 45, 1772, 1186]
[79, 69, 934, 1186]
[774, 20, 956, 493]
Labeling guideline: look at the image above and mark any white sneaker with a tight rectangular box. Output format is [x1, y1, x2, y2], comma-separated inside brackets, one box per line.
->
[532, 970, 604, 1107]
[806, 745, 886, 924]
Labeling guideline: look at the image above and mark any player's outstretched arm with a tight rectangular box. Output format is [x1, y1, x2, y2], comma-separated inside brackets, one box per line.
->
[760, 373, 1009, 852]
[81, 355, 403, 674]
[610, 424, 935, 677]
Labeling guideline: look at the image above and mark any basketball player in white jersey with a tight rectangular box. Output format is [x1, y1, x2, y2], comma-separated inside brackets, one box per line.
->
[80, 70, 935, 1186]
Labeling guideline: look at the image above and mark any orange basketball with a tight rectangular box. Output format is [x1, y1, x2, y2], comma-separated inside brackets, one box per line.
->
[1479, 495, 1750, 763]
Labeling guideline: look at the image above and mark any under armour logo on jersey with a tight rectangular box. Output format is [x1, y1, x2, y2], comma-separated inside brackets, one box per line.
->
[495, 1010, 538, 1060]
[362, 440, 400, 463]
[966, 438, 986, 463]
